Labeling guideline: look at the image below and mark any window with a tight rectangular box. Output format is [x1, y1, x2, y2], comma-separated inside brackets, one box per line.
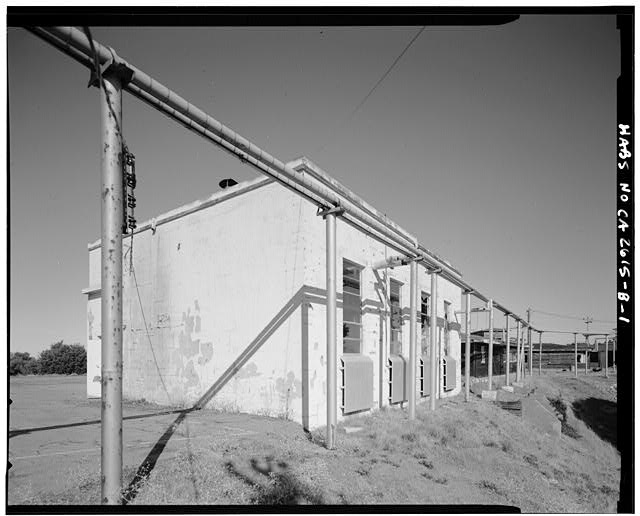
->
[420, 292, 430, 355]
[342, 260, 362, 354]
[390, 279, 402, 355]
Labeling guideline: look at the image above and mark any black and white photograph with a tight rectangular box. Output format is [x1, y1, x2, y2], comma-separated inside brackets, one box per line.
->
[6, 7, 633, 511]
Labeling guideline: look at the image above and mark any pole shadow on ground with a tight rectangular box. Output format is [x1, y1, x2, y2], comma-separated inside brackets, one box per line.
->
[571, 397, 617, 449]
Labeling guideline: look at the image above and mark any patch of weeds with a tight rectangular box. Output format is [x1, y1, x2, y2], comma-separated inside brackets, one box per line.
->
[401, 431, 418, 442]
[422, 471, 448, 484]
[380, 457, 401, 468]
[355, 464, 370, 477]
[439, 435, 449, 446]
[523, 454, 539, 468]
[477, 480, 503, 496]
[500, 440, 514, 454]
[257, 471, 325, 505]
[418, 459, 434, 470]
[600, 485, 616, 495]
[356, 448, 369, 458]
[413, 451, 428, 460]
[303, 429, 325, 447]
[482, 439, 499, 448]
[548, 395, 580, 439]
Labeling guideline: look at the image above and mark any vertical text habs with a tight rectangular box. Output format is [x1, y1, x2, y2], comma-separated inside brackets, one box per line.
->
[617, 123, 632, 323]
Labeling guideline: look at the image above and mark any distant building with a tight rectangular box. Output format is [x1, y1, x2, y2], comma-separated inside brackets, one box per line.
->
[84, 158, 464, 429]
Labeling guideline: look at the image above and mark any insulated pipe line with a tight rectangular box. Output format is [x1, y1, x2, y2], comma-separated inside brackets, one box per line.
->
[36, 27, 423, 258]
[29, 26, 540, 333]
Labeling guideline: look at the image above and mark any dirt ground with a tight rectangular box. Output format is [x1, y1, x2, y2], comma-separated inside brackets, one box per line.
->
[8, 371, 619, 510]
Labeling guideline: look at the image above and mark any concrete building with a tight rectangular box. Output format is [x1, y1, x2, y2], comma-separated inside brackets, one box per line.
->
[84, 158, 463, 430]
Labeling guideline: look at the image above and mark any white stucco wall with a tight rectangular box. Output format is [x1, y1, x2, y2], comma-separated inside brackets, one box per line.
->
[86, 175, 462, 428]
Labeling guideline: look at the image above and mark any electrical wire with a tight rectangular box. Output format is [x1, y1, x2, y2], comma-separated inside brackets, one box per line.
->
[530, 308, 614, 324]
[315, 26, 426, 154]
[348, 26, 426, 120]
[131, 258, 174, 406]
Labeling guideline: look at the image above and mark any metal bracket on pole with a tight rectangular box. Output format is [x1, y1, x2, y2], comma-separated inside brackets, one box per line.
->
[317, 205, 345, 219]
[88, 47, 134, 88]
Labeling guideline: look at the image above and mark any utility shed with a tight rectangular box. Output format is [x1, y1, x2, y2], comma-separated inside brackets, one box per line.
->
[84, 157, 463, 430]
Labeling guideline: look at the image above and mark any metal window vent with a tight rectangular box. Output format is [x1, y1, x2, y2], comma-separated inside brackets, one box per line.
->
[443, 356, 457, 391]
[420, 355, 431, 397]
[340, 355, 373, 414]
[387, 355, 407, 404]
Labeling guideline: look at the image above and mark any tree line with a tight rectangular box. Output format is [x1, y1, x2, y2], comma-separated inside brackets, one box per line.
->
[10, 341, 86, 375]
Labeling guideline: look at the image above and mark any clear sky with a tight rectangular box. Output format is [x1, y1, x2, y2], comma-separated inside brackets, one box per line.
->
[8, 15, 620, 355]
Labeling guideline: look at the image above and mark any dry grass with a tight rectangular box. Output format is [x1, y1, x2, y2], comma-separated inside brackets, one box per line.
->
[10, 373, 619, 511]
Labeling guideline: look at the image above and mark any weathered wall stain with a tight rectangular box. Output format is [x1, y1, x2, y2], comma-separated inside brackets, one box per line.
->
[236, 361, 261, 379]
[276, 371, 302, 400]
[183, 359, 200, 390]
[198, 341, 214, 365]
[179, 308, 200, 359]
[88, 309, 94, 339]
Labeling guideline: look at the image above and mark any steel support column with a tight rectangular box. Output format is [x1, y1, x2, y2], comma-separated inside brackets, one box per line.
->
[585, 336, 589, 374]
[464, 291, 471, 402]
[100, 74, 123, 505]
[408, 260, 418, 419]
[325, 212, 337, 449]
[528, 326, 533, 376]
[574, 333, 578, 377]
[538, 331, 542, 375]
[605, 336, 609, 378]
[516, 321, 521, 383]
[505, 314, 511, 386]
[488, 299, 494, 390]
[429, 271, 438, 411]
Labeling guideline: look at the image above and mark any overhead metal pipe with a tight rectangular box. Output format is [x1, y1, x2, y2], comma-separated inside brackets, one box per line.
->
[325, 212, 337, 450]
[408, 260, 418, 419]
[429, 271, 438, 411]
[27, 26, 539, 331]
[488, 299, 494, 390]
[100, 72, 123, 505]
[505, 314, 511, 386]
[464, 291, 471, 402]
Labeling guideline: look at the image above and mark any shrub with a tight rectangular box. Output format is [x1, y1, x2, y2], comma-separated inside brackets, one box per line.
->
[37, 341, 86, 375]
[9, 352, 39, 375]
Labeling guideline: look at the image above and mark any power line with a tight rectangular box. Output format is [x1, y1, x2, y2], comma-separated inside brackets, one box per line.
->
[348, 26, 426, 120]
[315, 26, 425, 154]
[530, 308, 614, 324]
